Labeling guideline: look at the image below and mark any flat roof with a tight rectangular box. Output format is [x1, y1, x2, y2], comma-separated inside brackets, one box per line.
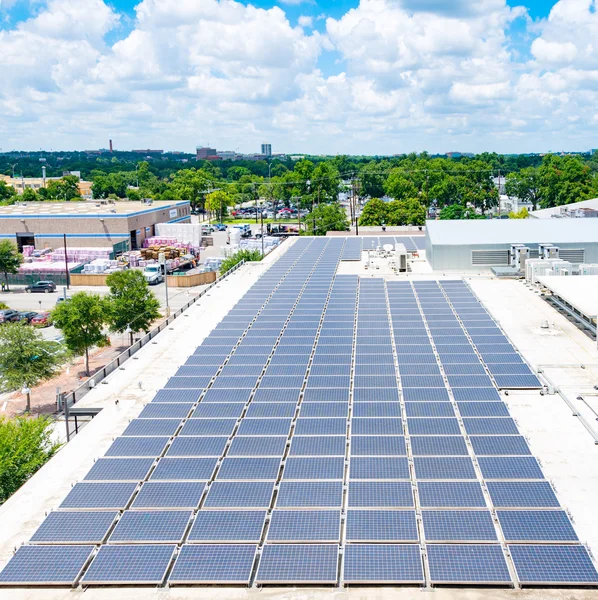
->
[0, 201, 189, 219]
[426, 218, 598, 245]
[537, 275, 598, 318]
[530, 198, 598, 219]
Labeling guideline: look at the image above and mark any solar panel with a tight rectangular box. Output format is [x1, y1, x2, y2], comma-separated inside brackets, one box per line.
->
[290, 436, 346, 456]
[0, 545, 94, 585]
[493, 374, 542, 389]
[404, 402, 455, 417]
[123, 419, 181, 437]
[202, 389, 253, 403]
[236, 418, 293, 436]
[345, 510, 418, 542]
[82, 544, 176, 584]
[402, 388, 450, 402]
[410, 436, 468, 456]
[252, 389, 301, 403]
[283, 457, 344, 480]
[29, 511, 118, 544]
[470, 435, 531, 456]
[451, 387, 501, 402]
[352, 418, 403, 435]
[168, 544, 258, 584]
[180, 419, 237, 436]
[246, 403, 297, 418]
[83, 458, 154, 482]
[353, 388, 400, 402]
[192, 403, 246, 419]
[350, 436, 406, 456]
[60, 482, 137, 510]
[109, 510, 192, 543]
[508, 545, 598, 585]
[294, 418, 347, 436]
[228, 436, 287, 456]
[456, 402, 510, 417]
[152, 389, 202, 403]
[276, 481, 344, 508]
[422, 510, 497, 541]
[187, 510, 267, 542]
[203, 481, 274, 508]
[166, 436, 228, 457]
[407, 418, 461, 436]
[256, 544, 339, 584]
[165, 376, 211, 389]
[413, 457, 477, 480]
[132, 481, 206, 509]
[477, 457, 544, 480]
[497, 510, 578, 542]
[150, 457, 217, 480]
[268, 510, 341, 542]
[427, 544, 512, 584]
[349, 457, 410, 480]
[105, 436, 170, 458]
[216, 457, 281, 480]
[353, 402, 402, 417]
[486, 481, 560, 508]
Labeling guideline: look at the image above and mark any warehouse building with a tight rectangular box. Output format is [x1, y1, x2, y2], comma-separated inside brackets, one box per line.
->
[0, 200, 191, 253]
[425, 219, 598, 270]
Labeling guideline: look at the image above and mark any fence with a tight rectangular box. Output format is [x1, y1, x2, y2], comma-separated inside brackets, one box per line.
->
[60, 260, 247, 413]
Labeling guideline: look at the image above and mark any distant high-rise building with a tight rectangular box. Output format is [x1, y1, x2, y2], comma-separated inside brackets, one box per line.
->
[197, 147, 217, 160]
[261, 143, 272, 157]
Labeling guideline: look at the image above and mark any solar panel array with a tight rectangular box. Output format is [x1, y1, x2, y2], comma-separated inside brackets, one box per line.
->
[1, 237, 596, 589]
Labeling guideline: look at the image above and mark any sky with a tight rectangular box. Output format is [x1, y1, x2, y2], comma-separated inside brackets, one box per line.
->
[0, 0, 596, 155]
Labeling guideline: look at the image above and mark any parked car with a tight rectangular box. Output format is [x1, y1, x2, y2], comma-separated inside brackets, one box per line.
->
[55, 295, 70, 305]
[0, 309, 20, 323]
[201, 225, 214, 234]
[31, 312, 52, 327]
[25, 281, 56, 294]
[214, 223, 227, 231]
[17, 311, 38, 323]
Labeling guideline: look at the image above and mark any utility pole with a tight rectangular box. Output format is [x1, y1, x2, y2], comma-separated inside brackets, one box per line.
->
[353, 178, 359, 236]
[260, 202, 264, 256]
[63, 233, 70, 289]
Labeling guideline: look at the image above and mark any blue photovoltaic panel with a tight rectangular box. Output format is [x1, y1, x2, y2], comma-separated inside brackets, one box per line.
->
[192, 403, 246, 419]
[353, 388, 400, 402]
[268, 510, 341, 542]
[470, 436, 531, 456]
[284, 457, 345, 480]
[256, 544, 339, 584]
[276, 481, 343, 508]
[228, 436, 287, 456]
[123, 419, 181, 437]
[497, 510, 578, 542]
[237, 418, 292, 436]
[402, 388, 451, 402]
[105, 437, 170, 458]
[413, 457, 477, 480]
[457, 402, 510, 417]
[188, 510, 267, 542]
[150, 457, 217, 480]
[486, 363, 533, 375]
[350, 436, 406, 456]
[152, 389, 202, 403]
[132, 482, 206, 509]
[427, 544, 512, 584]
[452, 388, 501, 402]
[60, 483, 137, 510]
[486, 481, 560, 508]
[216, 457, 281, 480]
[407, 418, 461, 436]
[290, 436, 346, 456]
[180, 419, 237, 436]
[401, 375, 446, 388]
[211, 377, 258, 389]
[493, 374, 542, 389]
[30, 511, 118, 544]
[165, 377, 211, 389]
[410, 436, 468, 456]
[422, 511, 497, 541]
[246, 403, 297, 418]
[352, 418, 403, 435]
[202, 389, 253, 403]
[294, 418, 347, 436]
[509, 545, 598, 585]
[0, 545, 94, 585]
[350, 457, 410, 480]
[404, 403, 455, 417]
[345, 510, 418, 542]
[300, 403, 348, 418]
[109, 510, 191, 543]
[252, 389, 301, 403]
[353, 402, 402, 417]
[348, 481, 414, 508]
[166, 436, 228, 457]
[203, 481, 274, 508]
[82, 544, 176, 584]
[168, 544, 258, 584]
[462, 418, 519, 436]
[447, 375, 495, 388]
[477, 457, 544, 480]
[83, 458, 154, 482]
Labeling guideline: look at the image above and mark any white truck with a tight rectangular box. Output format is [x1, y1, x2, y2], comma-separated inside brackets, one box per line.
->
[143, 264, 165, 285]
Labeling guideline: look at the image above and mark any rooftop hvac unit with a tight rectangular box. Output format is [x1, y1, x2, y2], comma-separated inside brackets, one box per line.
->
[553, 261, 572, 276]
[395, 243, 407, 272]
[510, 244, 530, 271]
[525, 258, 568, 284]
[579, 264, 598, 276]
[559, 269, 569, 276]
[538, 243, 560, 260]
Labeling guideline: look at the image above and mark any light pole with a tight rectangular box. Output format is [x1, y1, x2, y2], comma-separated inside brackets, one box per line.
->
[260, 201, 265, 256]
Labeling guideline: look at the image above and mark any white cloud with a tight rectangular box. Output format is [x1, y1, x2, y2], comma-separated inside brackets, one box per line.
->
[1, 0, 598, 154]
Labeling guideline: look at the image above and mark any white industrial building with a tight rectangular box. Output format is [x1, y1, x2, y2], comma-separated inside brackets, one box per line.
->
[529, 198, 598, 219]
[425, 219, 598, 271]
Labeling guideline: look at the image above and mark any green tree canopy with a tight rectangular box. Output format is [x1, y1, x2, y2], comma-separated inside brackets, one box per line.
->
[0, 240, 23, 291]
[505, 168, 541, 210]
[359, 198, 387, 226]
[51, 292, 109, 376]
[0, 416, 61, 503]
[0, 324, 66, 411]
[105, 270, 161, 346]
[40, 176, 81, 201]
[305, 202, 349, 235]
[386, 198, 426, 226]
[385, 170, 419, 202]
[439, 204, 486, 220]
[0, 180, 15, 203]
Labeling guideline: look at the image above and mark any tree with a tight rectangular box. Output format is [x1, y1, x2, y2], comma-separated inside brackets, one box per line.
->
[51, 292, 109, 376]
[21, 188, 39, 201]
[505, 168, 541, 210]
[359, 160, 389, 199]
[205, 190, 233, 222]
[0, 416, 61, 503]
[538, 155, 594, 208]
[0, 180, 15, 203]
[219, 249, 263, 274]
[359, 198, 387, 226]
[40, 176, 81, 201]
[304, 202, 349, 236]
[386, 198, 426, 226]
[508, 207, 529, 219]
[169, 168, 217, 212]
[385, 170, 418, 201]
[0, 324, 65, 412]
[126, 188, 142, 201]
[105, 270, 161, 346]
[0, 240, 23, 291]
[439, 204, 486, 220]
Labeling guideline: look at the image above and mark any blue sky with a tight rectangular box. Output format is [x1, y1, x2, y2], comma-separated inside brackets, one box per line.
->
[1, 0, 596, 155]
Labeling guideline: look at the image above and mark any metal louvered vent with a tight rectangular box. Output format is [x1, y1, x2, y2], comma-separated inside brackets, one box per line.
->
[471, 250, 510, 266]
[559, 249, 585, 263]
